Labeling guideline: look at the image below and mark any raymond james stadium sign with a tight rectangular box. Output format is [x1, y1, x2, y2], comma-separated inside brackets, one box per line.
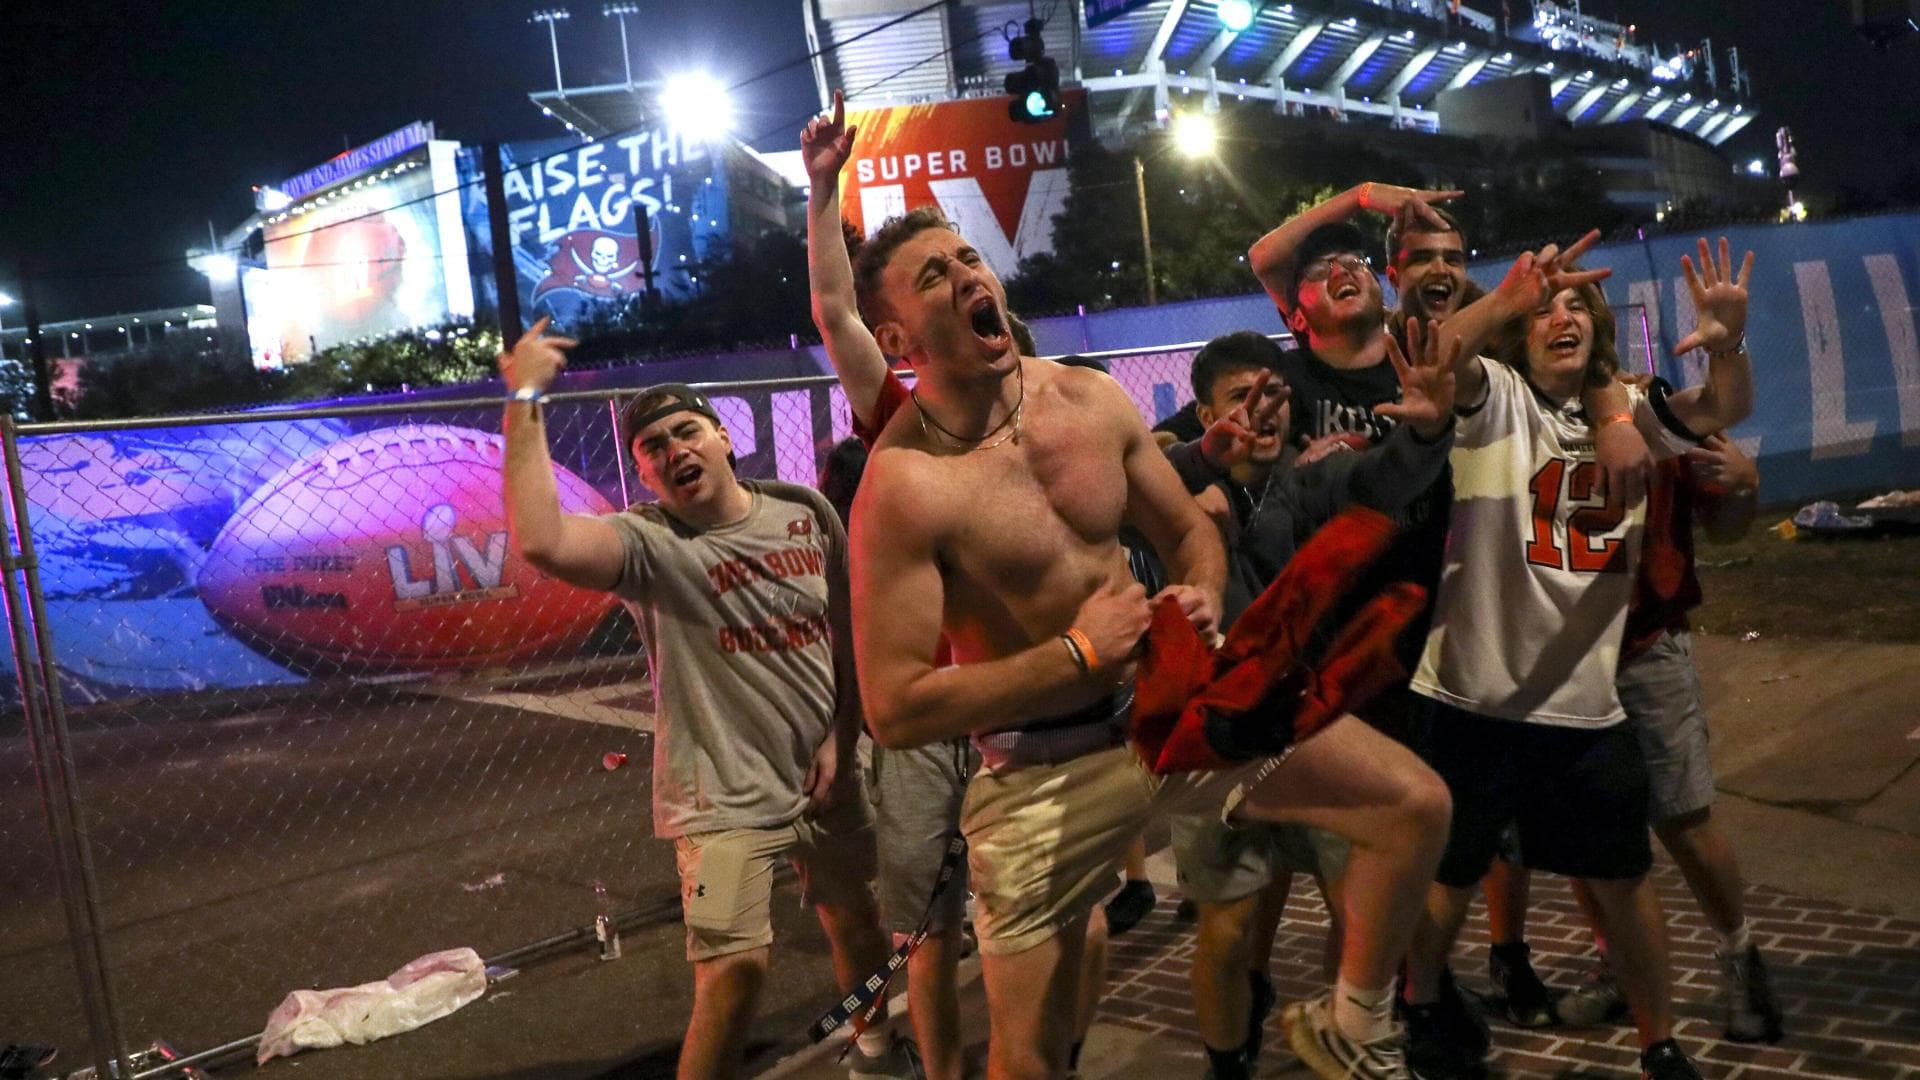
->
[277, 122, 435, 200]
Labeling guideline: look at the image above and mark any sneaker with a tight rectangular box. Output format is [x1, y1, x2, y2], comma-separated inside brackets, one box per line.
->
[1282, 996, 1412, 1080]
[1640, 1038, 1704, 1080]
[1103, 879, 1156, 936]
[1246, 970, 1278, 1064]
[1717, 943, 1785, 1044]
[1556, 952, 1629, 1027]
[1401, 968, 1489, 1080]
[1488, 942, 1557, 1028]
[847, 1033, 925, 1080]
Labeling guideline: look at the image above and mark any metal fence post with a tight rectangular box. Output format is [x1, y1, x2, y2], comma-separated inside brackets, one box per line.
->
[0, 415, 133, 1080]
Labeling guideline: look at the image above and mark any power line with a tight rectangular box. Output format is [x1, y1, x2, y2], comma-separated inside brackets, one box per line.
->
[31, 0, 964, 286]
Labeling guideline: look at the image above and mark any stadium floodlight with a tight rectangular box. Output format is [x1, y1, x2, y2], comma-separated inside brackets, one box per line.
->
[661, 73, 734, 139]
[1172, 111, 1217, 158]
[1218, 0, 1256, 32]
[1746, 159, 1767, 176]
[190, 252, 238, 283]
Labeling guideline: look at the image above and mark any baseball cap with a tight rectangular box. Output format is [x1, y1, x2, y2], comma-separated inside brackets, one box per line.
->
[621, 382, 724, 447]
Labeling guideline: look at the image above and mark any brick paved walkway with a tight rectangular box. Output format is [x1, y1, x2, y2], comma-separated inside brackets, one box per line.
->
[1102, 861, 1920, 1079]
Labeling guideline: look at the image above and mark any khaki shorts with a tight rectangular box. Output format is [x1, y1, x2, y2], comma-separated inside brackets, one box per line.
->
[961, 744, 1265, 956]
[1170, 815, 1352, 905]
[673, 793, 877, 961]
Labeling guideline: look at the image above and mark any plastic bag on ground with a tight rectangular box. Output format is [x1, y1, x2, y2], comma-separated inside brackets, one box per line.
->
[256, 947, 487, 1065]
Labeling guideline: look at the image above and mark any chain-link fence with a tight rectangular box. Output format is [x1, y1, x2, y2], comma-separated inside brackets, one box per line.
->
[1, 346, 1205, 1079]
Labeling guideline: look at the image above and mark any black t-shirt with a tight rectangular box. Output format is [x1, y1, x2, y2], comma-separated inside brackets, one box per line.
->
[1277, 345, 1403, 449]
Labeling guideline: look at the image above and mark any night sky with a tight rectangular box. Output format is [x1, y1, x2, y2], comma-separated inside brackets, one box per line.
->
[3, 0, 1915, 321]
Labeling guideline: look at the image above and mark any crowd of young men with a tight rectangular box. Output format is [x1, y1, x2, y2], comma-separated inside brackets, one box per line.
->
[496, 88, 1777, 1080]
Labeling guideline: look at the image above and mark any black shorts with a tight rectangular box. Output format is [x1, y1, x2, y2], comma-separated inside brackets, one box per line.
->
[1419, 702, 1653, 888]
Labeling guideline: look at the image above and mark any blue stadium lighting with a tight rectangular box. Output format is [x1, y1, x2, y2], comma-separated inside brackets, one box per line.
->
[1218, 0, 1255, 32]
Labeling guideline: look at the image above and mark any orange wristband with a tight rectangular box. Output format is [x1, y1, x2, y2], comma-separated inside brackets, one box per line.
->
[1064, 627, 1099, 673]
[1594, 411, 1634, 430]
[1357, 182, 1375, 211]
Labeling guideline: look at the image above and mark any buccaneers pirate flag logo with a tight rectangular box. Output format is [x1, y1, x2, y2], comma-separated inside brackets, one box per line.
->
[532, 228, 653, 300]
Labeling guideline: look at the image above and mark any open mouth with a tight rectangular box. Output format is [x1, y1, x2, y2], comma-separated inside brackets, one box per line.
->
[671, 462, 704, 488]
[1419, 281, 1455, 308]
[1548, 332, 1583, 357]
[1331, 281, 1363, 301]
[966, 295, 1010, 346]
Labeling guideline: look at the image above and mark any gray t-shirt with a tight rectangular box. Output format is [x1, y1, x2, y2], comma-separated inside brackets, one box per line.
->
[605, 480, 849, 838]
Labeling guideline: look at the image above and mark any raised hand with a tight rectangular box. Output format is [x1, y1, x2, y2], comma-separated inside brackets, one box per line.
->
[800, 89, 858, 188]
[1673, 236, 1754, 356]
[1197, 368, 1290, 472]
[1494, 229, 1614, 315]
[497, 316, 577, 397]
[1356, 182, 1466, 231]
[1374, 317, 1460, 440]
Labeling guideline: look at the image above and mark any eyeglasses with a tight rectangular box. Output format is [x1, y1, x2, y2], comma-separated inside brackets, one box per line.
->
[1300, 254, 1373, 282]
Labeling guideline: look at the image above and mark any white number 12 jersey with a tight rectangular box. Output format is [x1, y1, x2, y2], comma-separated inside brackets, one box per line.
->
[1411, 359, 1703, 728]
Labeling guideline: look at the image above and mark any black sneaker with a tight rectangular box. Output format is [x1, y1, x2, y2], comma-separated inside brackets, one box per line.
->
[1176, 896, 1199, 922]
[1717, 942, 1785, 1044]
[1103, 879, 1156, 936]
[1488, 942, 1557, 1028]
[1640, 1038, 1704, 1080]
[1246, 969, 1278, 1064]
[1402, 981, 1488, 1080]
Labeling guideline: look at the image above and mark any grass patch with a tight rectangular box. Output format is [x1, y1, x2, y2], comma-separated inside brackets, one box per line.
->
[1691, 511, 1920, 645]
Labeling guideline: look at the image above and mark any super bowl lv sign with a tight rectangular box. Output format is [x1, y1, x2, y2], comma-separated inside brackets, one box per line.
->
[839, 92, 1084, 281]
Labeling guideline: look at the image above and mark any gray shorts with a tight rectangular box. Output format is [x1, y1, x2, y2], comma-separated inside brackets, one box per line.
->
[1169, 812, 1351, 905]
[1617, 629, 1716, 823]
[871, 739, 976, 935]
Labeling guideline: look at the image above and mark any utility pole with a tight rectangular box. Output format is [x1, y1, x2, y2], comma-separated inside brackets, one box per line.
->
[1134, 156, 1157, 306]
[21, 269, 53, 421]
[481, 145, 524, 341]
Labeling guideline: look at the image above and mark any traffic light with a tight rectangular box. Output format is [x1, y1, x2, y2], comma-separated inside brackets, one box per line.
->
[1005, 18, 1061, 123]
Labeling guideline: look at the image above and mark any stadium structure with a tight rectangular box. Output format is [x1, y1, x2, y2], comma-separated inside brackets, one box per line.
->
[806, 0, 1757, 147]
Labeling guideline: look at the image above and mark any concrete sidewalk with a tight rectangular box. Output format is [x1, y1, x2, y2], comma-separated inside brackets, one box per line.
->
[758, 633, 1920, 1080]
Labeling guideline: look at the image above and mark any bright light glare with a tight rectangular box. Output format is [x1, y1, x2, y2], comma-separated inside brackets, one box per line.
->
[0, 293, 14, 306]
[660, 73, 733, 139]
[1218, 0, 1255, 32]
[192, 253, 238, 282]
[1745, 159, 1767, 176]
[1172, 111, 1217, 157]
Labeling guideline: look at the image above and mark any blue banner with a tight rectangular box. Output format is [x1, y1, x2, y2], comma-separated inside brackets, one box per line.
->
[459, 131, 731, 333]
[1462, 214, 1920, 505]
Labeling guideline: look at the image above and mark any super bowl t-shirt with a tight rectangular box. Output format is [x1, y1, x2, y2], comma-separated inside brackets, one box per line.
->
[1411, 361, 1703, 728]
[606, 481, 846, 838]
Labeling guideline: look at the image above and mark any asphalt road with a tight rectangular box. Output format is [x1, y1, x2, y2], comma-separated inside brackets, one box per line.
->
[1, 659, 848, 1079]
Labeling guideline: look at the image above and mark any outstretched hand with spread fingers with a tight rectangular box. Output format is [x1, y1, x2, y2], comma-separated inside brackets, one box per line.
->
[1673, 236, 1754, 356]
[1375, 317, 1460, 440]
[1494, 228, 1614, 314]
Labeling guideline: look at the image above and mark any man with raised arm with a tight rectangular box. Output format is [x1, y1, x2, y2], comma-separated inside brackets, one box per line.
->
[806, 90, 1452, 1080]
[497, 330, 914, 1080]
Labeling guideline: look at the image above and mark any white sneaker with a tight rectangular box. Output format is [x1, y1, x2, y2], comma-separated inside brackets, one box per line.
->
[847, 1033, 925, 1080]
[1283, 996, 1412, 1080]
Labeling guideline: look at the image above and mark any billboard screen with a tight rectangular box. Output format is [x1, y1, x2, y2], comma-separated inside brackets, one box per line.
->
[837, 92, 1084, 281]
[460, 129, 730, 333]
[249, 142, 473, 367]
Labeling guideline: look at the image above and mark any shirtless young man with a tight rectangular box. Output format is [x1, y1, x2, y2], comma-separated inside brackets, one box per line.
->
[805, 90, 1451, 1080]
